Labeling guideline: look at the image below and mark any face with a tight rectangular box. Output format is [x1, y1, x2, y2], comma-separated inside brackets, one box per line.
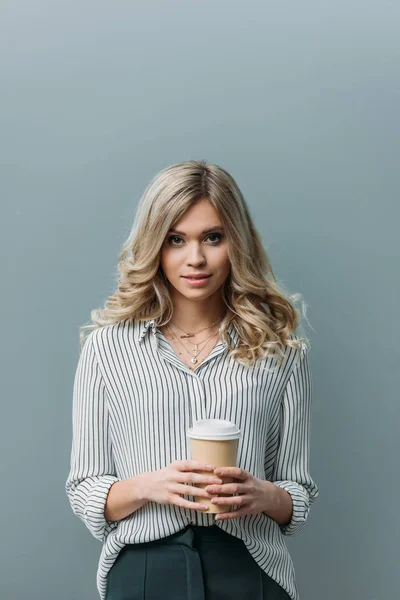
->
[160, 198, 231, 302]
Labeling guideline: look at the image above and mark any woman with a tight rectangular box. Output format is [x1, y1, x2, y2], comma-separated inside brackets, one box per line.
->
[65, 159, 319, 600]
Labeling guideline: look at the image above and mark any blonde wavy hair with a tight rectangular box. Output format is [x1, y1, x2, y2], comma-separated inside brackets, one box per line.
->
[80, 159, 311, 367]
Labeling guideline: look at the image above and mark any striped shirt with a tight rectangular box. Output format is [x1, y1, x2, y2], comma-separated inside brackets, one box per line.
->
[65, 318, 319, 600]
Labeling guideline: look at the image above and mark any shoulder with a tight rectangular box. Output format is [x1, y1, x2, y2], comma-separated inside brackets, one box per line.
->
[85, 319, 142, 360]
[287, 333, 310, 354]
[283, 333, 310, 372]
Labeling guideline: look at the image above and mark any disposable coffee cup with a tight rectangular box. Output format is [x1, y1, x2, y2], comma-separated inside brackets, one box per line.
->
[187, 419, 241, 514]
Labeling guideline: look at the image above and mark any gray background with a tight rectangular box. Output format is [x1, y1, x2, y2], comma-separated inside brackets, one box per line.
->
[1, 1, 399, 599]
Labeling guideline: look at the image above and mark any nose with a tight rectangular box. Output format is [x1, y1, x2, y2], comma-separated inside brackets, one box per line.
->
[186, 242, 206, 267]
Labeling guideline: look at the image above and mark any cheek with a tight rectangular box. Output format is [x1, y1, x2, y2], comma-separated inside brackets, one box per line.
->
[160, 248, 180, 275]
[216, 250, 231, 274]
[160, 248, 169, 272]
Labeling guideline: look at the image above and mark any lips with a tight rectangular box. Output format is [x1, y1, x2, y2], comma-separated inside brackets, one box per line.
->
[182, 275, 211, 280]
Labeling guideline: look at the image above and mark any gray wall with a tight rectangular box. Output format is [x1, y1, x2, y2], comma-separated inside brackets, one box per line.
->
[2, 1, 399, 599]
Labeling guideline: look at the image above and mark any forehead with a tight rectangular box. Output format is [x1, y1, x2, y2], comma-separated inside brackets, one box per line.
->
[172, 199, 222, 229]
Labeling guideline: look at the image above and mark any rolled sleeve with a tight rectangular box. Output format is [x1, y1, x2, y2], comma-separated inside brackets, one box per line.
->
[65, 331, 119, 542]
[272, 343, 319, 536]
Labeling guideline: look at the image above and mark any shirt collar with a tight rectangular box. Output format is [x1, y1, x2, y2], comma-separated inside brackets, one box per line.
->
[138, 319, 157, 342]
[138, 318, 239, 347]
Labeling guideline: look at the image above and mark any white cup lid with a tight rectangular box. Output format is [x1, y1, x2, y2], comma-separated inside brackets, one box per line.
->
[187, 419, 241, 441]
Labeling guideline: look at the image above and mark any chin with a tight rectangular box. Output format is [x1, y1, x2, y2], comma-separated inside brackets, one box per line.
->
[172, 281, 209, 294]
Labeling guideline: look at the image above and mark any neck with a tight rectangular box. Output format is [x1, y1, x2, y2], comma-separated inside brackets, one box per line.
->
[169, 294, 227, 332]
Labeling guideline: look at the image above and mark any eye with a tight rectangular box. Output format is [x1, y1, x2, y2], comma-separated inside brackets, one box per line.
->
[166, 233, 224, 246]
[205, 233, 223, 244]
[167, 235, 184, 245]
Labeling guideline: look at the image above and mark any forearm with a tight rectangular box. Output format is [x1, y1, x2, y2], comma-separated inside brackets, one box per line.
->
[104, 474, 148, 522]
[262, 481, 293, 525]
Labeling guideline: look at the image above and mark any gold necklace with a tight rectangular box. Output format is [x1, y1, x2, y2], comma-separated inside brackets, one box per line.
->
[165, 325, 219, 368]
[168, 322, 219, 349]
[170, 316, 222, 339]
[166, 325, 217, 358]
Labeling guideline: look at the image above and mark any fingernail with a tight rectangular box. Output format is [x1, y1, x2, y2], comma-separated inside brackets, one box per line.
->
[206, 464, 215, 469]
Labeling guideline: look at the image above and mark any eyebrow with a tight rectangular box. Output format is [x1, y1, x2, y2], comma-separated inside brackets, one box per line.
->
[168, 226, 224, 236]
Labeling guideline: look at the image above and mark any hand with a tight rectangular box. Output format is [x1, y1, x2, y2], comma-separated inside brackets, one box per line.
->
[205, 467, 276, 520]
[139, 460, 223, 512]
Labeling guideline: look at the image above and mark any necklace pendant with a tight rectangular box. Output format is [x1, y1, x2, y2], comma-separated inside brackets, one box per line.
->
[191, 357, 198, 364]
[180, 333, 195, 338]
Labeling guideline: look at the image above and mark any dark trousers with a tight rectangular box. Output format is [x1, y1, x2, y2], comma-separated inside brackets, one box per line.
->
[105, 524, 290, 600]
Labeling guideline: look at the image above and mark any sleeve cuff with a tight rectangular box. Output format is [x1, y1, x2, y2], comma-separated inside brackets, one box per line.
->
[72, 475, 120, 541]
[272, 480, 311, 536]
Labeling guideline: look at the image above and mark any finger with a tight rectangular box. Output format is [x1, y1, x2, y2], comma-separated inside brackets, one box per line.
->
[176, 460, 216, 472]
[215, 505, 252, 520]
[211, 494, 249, 506]
[175, 495, 209, 511]
[205, 483, 245, 495]
[214, 467, 247, 480]
[181, 472, 223, 486]
[178, 484, 215, 498]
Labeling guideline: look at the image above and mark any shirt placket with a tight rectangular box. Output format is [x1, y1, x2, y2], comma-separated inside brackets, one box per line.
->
[151, 328, 227, 421]
[148, 326, 237, 526]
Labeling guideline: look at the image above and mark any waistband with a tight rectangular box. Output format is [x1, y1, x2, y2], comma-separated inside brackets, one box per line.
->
[152, 524, 243, 547]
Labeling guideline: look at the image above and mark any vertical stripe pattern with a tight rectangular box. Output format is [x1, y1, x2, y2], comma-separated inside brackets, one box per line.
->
[65, 319, 319, 600]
